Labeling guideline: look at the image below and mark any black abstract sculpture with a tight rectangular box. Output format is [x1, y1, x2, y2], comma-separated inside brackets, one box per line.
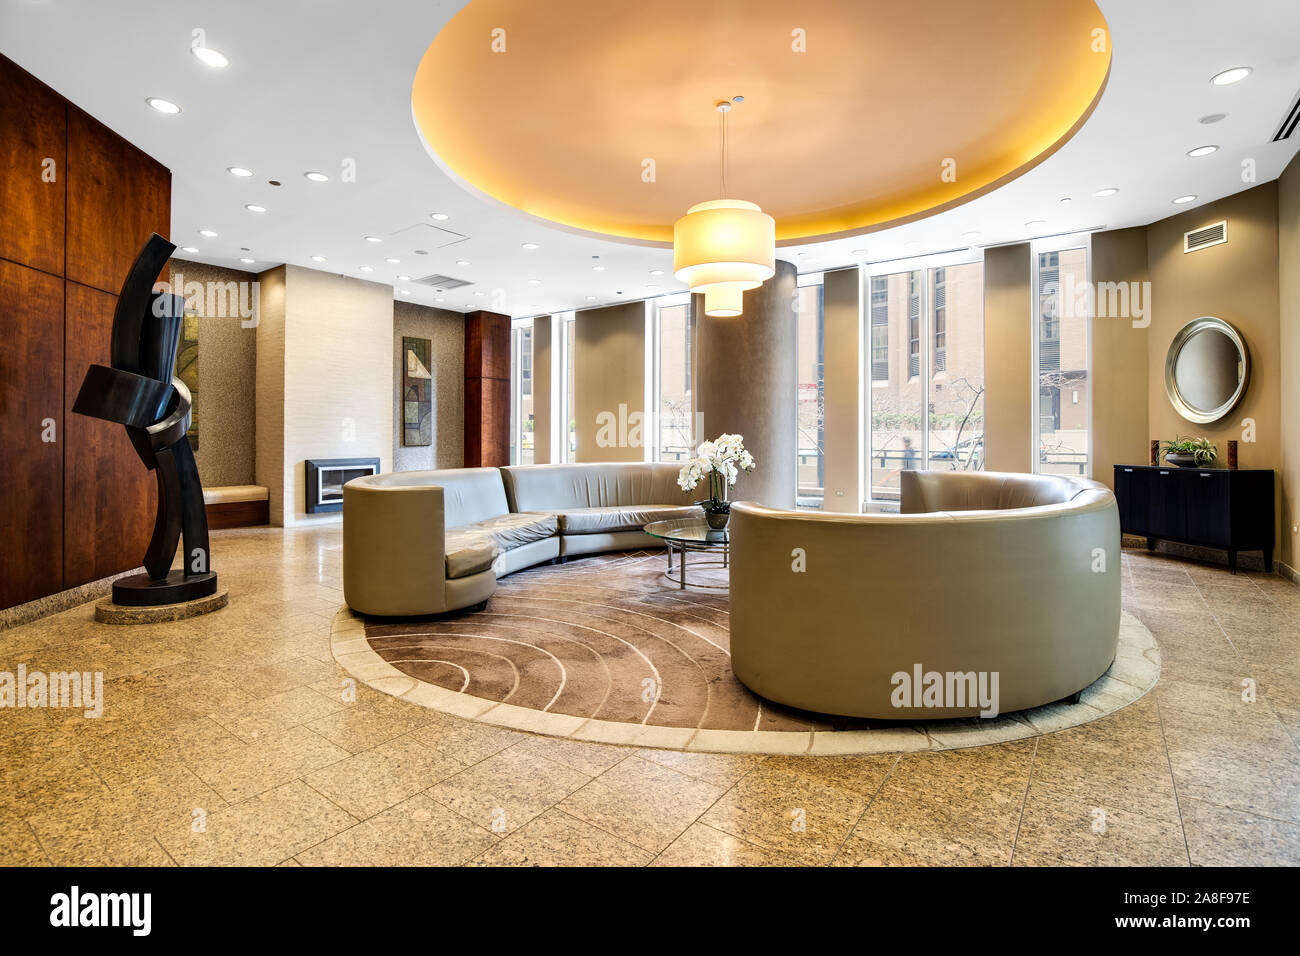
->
[73, 233, 218, 606]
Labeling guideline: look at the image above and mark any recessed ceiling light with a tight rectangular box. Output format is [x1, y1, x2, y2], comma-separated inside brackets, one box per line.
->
[1211, 67, 1252, 86]
[385, 257, 400, 264]
[521, 242, 539, 250]
[960, 232, 980, 241]
[456, 259, 470, 267]
[649, 269, 665, 276]
[435, 297, 445, 302]
[190, 46, 229, 69]
[227, 166, 253, 177]
[851, 249, 868, 257]
[239, 257, 254, 264]
[360, 266, 374, 273]
[396, 274, 411, 281]
[527, 279, 542, 285]
[400, 290, 411, 296]
[198, 229, 218, 238]
[1025, 220, 1047, 229]
[592, 265, 605, 272]
[364, 235, 381, 243]
[431, 213, 449, 221]
[1187, 145, 1219, 157]
[1093, 187, 1119, 198]
[304, 171, 329, 183]
[474, 291, 486, 297]
[1199, 113, 1227, 125]
[181, 246, 198, 253]
[1172, 194, 1198, 204]
[585, 295, 596, 301]
[245, 203, 267, 213]
[145, 97, 181, 115]
[310, 255, 327, 262]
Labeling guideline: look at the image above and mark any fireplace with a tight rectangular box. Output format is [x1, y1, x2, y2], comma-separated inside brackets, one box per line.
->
[305, 458, 381, 513]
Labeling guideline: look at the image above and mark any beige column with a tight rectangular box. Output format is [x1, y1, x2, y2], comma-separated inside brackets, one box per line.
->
[983, 244, 1033, 473]
[822, 267, 862, 511]
[1090, 227, 1150, 488]
[695, 259, 798, 507]
[574, 302, 646, 462]
[532, 316, 552, 464]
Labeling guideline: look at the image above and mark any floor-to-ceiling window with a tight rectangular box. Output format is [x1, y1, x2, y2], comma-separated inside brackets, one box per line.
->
[509, 318, 534, 465]
[652, 294, 693, 462]
[1033, 240, 1090, 476]
[864, 255, 984, 506]
[795, 275, 825, 509]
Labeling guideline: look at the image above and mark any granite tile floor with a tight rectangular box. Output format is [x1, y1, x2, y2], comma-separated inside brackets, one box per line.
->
[1, 525, 1298, 866]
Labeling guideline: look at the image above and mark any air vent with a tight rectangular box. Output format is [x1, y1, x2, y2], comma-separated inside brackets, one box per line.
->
[413, 274, 472, 290]
[1273, 87, 1300, 141]
[1184, 220, 1227, 253]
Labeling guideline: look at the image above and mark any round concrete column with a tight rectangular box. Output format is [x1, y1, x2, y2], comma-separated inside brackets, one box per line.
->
[694, 259, 797, 508]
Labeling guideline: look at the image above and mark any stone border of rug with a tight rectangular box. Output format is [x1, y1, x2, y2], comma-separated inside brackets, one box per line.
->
[329, 608, 1160, 756]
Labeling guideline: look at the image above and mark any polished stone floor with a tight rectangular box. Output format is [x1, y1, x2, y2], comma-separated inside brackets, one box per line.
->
[1, 525, 1297, 866]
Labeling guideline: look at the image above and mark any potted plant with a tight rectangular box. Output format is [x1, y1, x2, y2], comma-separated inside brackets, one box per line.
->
[1161, 435, 1218, 468]
[677, 433, 756, 530]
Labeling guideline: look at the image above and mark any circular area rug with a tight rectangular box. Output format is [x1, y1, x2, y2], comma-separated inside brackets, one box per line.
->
[331, 550, 1160, 755]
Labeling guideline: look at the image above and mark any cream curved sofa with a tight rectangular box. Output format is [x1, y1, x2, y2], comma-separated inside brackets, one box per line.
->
[729, 471, 1121, 720]
[343, 462, 699, 616]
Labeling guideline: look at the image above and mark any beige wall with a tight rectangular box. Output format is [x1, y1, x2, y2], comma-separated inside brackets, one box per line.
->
[255, 265, 393, 526]
[393, 300, 464, 472]
[532, 316, 552, 464]
[170, 258, 258, 487]
[983, 243, 1033, 472]
[574, 302, 646, 462]
[1146, 183, 1281, 547]
[1277, 159, 1299, 570]
[1090, 228, 1151, 488]
[821, 268, 861, 511]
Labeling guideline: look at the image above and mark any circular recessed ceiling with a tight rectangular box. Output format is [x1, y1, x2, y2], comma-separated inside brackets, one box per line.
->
[412, 0, 1111, 246]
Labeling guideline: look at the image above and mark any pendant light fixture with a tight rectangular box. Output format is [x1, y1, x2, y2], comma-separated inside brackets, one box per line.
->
[673, 100, 775, 317]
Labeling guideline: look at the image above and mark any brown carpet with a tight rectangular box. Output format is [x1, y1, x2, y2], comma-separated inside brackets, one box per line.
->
[364, 550, 836, 732]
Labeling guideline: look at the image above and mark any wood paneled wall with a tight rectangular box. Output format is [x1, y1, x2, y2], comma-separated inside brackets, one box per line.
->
[0, 54, 171, 610]
[463, 310, 511, 467]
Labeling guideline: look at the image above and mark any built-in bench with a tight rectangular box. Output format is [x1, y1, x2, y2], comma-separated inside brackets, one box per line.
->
[203, 485, 270, 529]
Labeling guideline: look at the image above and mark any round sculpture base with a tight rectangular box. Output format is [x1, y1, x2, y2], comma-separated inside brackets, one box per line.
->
[111, 569, 219, 607]
[96, 583, 227, 625]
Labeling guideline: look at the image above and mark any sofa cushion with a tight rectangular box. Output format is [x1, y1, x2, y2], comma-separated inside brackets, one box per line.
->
[444, 528, 500, 579]
[470, 512, 559, 549]
[558, 504, 701, 535]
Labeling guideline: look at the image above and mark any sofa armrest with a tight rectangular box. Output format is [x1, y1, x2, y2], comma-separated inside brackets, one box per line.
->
[343, 479, 447, 615]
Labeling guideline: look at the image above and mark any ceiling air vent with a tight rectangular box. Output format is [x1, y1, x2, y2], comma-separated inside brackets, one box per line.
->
[1273, 87, 1300, 141]
[413, 273, 473, 290]
[1184, 220, 1227, 254]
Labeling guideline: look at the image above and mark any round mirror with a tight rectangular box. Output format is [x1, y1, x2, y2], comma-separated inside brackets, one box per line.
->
[1163, 316, 1249, 424]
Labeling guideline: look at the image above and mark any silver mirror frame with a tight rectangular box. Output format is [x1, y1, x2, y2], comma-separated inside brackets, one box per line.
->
[1163, 316, 1250, 424]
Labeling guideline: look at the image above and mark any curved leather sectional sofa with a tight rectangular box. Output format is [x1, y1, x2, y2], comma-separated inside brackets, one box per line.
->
[343, 462, 699, 616]
[729, 471, 1121, 720]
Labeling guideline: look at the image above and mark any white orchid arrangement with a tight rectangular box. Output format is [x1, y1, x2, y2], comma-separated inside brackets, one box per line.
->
[677, 433, 756, 512]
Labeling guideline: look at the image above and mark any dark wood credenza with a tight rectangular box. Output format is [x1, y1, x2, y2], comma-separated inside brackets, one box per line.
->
[1113, 465, 1274, 572]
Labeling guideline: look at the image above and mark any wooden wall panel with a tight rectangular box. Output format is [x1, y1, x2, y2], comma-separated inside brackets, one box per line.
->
[0, 261, 65, 607]
[62, 282, 157, 586]
[65, 106, 171, 296]
[0, 55, 66, 276]
[463, 310, 510, 466]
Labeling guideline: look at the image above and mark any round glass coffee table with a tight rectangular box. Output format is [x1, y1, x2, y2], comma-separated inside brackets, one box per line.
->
[643, 517, 729, 590]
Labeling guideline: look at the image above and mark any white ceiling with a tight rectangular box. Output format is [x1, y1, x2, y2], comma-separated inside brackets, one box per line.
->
[2, 0, 1298, 317]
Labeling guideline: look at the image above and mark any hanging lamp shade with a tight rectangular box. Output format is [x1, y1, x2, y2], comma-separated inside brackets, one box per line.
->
[673, 198, 775, 317]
